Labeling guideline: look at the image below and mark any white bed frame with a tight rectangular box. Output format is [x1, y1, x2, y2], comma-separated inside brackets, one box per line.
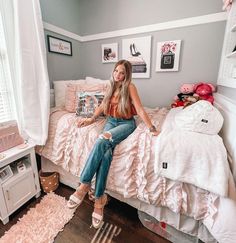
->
[214, 93, 236, 183]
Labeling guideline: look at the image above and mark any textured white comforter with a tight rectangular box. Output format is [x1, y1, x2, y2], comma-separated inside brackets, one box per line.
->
[154, 129, 230, 197]
[37, 107, 221, 221]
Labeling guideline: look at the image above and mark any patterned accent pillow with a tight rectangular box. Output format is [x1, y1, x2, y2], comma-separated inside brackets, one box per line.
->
[76, 91, 104, 117]
[65, 83, 107, 113]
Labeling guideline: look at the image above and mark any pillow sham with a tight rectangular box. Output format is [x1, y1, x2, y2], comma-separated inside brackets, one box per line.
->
[65, 83, 107, 113]
[76, 91, 104, 117]
[53, 80, 86, 107]
[174, 100, 224, 135]
[85, 76, 110, 84]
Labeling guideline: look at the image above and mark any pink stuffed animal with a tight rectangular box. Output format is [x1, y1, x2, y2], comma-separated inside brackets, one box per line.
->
[175, 83, 195, 101]
[194, 82, 216, 104]
[171, 83, 195, 108]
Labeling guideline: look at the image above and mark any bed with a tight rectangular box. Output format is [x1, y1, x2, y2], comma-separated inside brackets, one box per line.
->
[37, 79, 236, 243]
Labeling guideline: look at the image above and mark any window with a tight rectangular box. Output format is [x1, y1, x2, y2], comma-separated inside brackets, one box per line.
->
[0, 16, 16, 123]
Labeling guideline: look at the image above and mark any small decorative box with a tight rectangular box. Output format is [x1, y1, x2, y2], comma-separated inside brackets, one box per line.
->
[0, 120, 24, 153]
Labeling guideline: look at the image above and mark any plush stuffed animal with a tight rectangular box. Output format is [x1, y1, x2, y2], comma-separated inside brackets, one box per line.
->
[183, 95, 200, 108]
[171, 100, 185, 108]
[194, 82, 216, 104]
[171, 83, 196, 108]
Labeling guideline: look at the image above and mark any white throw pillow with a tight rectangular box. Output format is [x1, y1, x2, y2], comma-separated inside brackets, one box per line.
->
[174, 100, 224, 135]
[53, 80, 86, 107]
[85, 76, 110, 84]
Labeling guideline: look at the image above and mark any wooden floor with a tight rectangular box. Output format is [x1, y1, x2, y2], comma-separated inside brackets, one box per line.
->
[0, 184, 171, 243]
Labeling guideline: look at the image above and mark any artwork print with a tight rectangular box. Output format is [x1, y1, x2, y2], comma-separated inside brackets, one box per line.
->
[122, 36, 151, 78]
[102, 43, 118, 63]
[156, 40, 181, 72]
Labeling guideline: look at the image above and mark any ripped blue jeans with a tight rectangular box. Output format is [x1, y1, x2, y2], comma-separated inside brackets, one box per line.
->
[80, 116, 136, 198]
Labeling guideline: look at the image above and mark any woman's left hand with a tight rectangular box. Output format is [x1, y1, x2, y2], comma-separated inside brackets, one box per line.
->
[77, 117, 94, 127]
[151, 130, 161, 136]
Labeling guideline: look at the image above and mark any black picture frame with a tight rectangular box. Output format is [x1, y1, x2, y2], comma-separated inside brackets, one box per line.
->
[47, 35, 72, 56]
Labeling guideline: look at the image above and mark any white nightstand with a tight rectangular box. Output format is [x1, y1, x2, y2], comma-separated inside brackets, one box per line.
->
[0, 142, 41, 225]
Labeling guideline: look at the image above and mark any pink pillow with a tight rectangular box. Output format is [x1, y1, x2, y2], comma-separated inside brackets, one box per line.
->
[65, 83, 108, 113]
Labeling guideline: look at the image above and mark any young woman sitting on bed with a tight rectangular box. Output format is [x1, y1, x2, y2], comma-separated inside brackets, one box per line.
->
[67, 59, 160, 228]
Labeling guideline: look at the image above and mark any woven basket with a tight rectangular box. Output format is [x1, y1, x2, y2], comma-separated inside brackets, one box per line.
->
[39, 171, 59, 193]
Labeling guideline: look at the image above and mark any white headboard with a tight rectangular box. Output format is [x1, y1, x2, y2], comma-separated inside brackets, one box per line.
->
[214, 93, 236, 181]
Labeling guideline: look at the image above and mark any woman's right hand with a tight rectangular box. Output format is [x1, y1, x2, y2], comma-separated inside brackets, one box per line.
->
[77, 117, 94, 127]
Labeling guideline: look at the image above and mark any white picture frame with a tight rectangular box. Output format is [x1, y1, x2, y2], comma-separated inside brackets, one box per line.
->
[0, 165, 13, 183]
[122, 36, 152, 78]
[102, 43, 118, 63]
[156, 40, 182, 72]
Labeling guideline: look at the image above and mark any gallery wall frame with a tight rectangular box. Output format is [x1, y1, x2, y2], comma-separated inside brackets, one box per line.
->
[122, 36, 152, 78]
[47, 35, 72, 56]
[102, 43, 118, 63]
[156, 40, 181, 72]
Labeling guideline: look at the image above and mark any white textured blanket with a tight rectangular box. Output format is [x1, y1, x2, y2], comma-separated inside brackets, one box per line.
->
[154, 128, 230, 197]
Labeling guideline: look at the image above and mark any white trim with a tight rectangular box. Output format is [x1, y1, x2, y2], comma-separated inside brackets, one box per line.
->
[43, 12, 227, 42]
[82, 12, 227, 42]
[43, 22, 82, 42]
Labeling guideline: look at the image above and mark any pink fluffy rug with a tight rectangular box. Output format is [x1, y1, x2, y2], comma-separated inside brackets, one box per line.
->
[0, 193, 75, 243]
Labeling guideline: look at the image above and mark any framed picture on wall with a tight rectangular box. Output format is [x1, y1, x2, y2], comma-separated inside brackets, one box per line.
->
[122, 36, 152, 78]
[47, 35, 72, 56]
[102, 43, 118, 63]
[156, 40, 181, 72]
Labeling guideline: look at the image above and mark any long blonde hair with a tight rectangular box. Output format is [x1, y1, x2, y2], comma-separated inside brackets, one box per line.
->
[103, 60, 132, 117]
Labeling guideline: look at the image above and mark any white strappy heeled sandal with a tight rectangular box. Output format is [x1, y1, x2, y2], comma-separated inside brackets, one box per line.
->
[67, 186, 90, 209]
[92, 194, 108, 229]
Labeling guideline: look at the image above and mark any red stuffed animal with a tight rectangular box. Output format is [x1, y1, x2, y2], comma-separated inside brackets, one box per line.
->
[194, 82, 216, 104]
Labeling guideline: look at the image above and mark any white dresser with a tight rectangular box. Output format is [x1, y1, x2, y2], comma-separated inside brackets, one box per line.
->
[0, 142, 41, 225]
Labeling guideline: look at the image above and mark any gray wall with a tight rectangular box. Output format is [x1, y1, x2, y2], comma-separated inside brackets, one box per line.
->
[78, 0, 222, 35]
[45, 30, 82, 86]
[79, 22, 225, 107]
[40, 0, 231, 107]
[40, 0, 81, 35]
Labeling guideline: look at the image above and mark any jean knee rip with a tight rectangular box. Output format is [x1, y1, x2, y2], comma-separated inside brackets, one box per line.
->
[99, 132, 113, 142]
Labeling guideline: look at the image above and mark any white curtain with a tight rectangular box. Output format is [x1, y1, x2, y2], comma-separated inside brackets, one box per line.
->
[0, 0, 50, 145]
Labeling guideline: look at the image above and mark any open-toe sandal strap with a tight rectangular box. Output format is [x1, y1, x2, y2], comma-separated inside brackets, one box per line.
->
[92, 212, 103, 221]
[69, 194, 82, 204]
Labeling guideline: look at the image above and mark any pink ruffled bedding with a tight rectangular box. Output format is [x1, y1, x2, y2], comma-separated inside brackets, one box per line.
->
[37, 107, 219, 221]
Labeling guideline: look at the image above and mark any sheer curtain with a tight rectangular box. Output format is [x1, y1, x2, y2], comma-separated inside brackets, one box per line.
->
[0, 0, 50, 145]
[0, 16, 16, 123]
